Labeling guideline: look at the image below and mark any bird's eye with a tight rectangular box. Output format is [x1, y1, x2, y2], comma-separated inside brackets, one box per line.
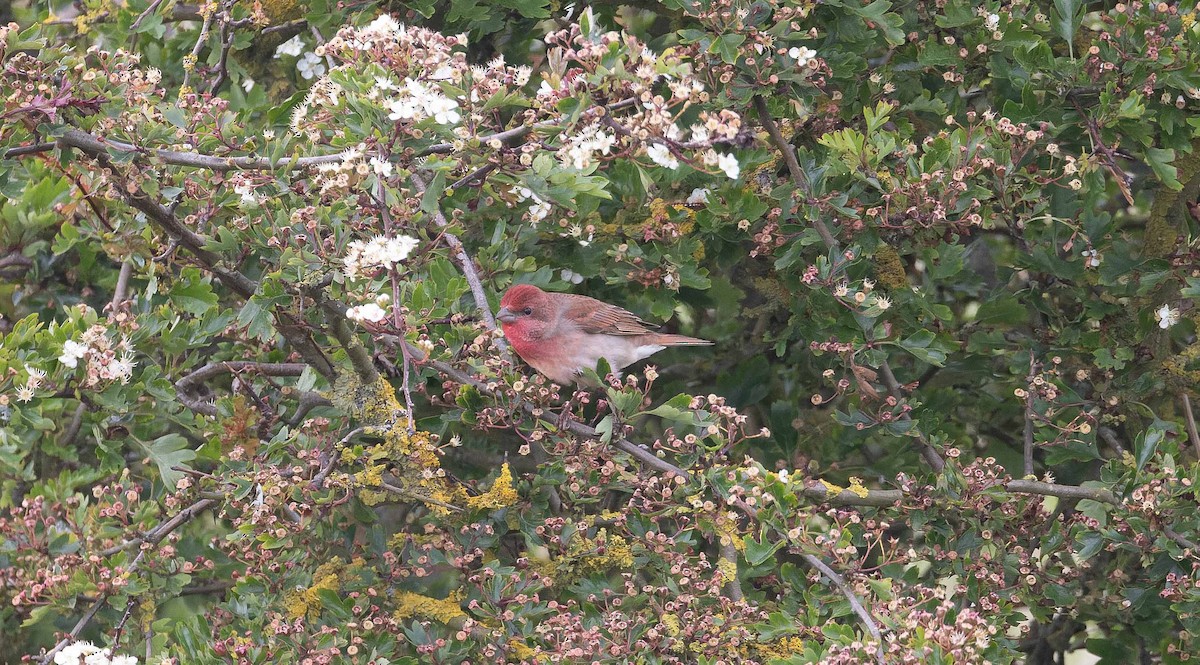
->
[522, 307, 533, 316]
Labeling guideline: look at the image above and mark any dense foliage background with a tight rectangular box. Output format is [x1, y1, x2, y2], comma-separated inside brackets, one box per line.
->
[3, 0, 1200, 662]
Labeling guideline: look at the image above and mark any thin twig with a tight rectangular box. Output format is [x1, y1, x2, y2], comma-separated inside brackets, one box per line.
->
[175, 361, 308, 416]
[377, 178, 416, 434]
[409, 172, 507, 353]
[130, 0, 166, 32]
[1165, 526, 1199, 553]
[1005, 479, 1118, 505]
[180, 7, 215, 92]
[58, 402, 88, 449]
[754, 95, 943, 472]
[802, 553, 885, 662]
[1183, 394, 1200, 457]
[1023, 353, 1037, 477]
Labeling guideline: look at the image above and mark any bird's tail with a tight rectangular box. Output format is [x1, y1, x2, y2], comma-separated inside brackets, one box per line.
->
[653, 333, 713, 346]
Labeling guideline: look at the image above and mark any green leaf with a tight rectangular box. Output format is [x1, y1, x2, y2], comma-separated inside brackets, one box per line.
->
[1144, 147, 1181, 190]
[710, 34, 746, 64]
[1134, 419, 1170, 472]
[898, 330, 947, 367]
[744, 529, 784, 565]
[140, 434, 197, 488]
[169, 269, 219, 316]
[1051, 0, 1083, 58]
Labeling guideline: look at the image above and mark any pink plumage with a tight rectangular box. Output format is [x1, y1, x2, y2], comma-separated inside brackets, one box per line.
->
[496, 284, 710, 385]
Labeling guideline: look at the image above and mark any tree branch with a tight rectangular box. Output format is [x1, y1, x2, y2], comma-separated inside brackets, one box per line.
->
[409, 171, 507, 353]
[801, 553, 885, 663]
[175, 361, 309, 416]
[41, 497, 218, 665]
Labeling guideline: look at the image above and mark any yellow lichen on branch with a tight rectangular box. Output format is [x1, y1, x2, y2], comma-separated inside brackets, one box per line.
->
[332, 371, 451, 509]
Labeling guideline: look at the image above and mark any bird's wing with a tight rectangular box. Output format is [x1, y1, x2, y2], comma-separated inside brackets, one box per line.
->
[560, 293, 659, 336]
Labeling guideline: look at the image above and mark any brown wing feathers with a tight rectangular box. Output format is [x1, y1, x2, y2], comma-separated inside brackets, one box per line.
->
[560, 293, 711, 345]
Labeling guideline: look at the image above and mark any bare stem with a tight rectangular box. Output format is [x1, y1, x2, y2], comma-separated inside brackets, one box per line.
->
[801, 553, 885, 663]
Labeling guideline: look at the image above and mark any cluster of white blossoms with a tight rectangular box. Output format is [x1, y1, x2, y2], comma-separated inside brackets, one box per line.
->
[514, 186, 552, 224]
[289, 77, 343, 142]
[382, 77, 461, 125]
[274, 35, 326, 80]
[58, 325, 136, 388]
[342, 235, 419, 281]
[53, 641, 137, 665]
[309, 144, 393, 197]
[559, 123, 616, 170]
[346, 294, 392, 324]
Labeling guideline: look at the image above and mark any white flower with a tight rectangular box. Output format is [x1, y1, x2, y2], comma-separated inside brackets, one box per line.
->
[424, 94, 460, 125]
[25, 365, 46, 388]
[59, 339, 88, 368]
[560, 268, 584, 284]
[15, 385, 34, 403]
[686, 188, 710, 205]
[342, 235, 419, 280]
[788, 46, 816, 61]
[374, 76, 398, 92]
[110, 351, 137, 384]
[240, 77, 255, 92]
[363, 13, 401, 39]
[559, 123, 616, 170]
[716, 153, 740, 179]
[985, 13, 1000, 29]
[109, 657, 139, 665]
[515, 187, 552, 224]
[370, 157, 393, 177]
[346, 303, 389, 323]
[1081, 249, 1102, 268]
[873, 294, 892, 311]
[274, 35, 305, 58]
[297, 52, 325, 80]
[646, 143, 679, 169]
[691, 124, 711, 143]
[386, 97, 421, 120]
[1156, 304, 1180, 329]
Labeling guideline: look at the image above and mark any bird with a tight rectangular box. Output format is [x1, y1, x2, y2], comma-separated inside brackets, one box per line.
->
[495, 284, 711, 385]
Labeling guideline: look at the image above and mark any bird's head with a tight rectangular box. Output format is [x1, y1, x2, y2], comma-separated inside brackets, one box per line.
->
[496, 284, 552, 347]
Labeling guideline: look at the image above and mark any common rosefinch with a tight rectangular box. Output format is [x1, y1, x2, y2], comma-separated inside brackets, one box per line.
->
[496, 284, 711, 385]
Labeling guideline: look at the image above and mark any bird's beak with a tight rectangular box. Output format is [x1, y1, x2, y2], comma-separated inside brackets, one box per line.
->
[495, 306, 516, 324]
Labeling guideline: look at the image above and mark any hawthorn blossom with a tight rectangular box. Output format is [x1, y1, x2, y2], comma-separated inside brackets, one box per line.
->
[687, 188, 710, 205]
[384, 79, 460, 125]
[59, 339, 88, 368]
[515, 187, 552, 224]
[346, 303, 389, 323]
[343, 235, 420, 280]
[297, 52, 326, 80]
[53, 641, 138, 665]
[646, 143, 679, 169]
[789, 46, 816, 61]
[716, 153, 740, 179]
[561, 268, 584, 284]
[560, 123, 616, 170]
[274, 35, 304, 58]
[15, 385, 34, 402]
[1156, 304, 1180, 329]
